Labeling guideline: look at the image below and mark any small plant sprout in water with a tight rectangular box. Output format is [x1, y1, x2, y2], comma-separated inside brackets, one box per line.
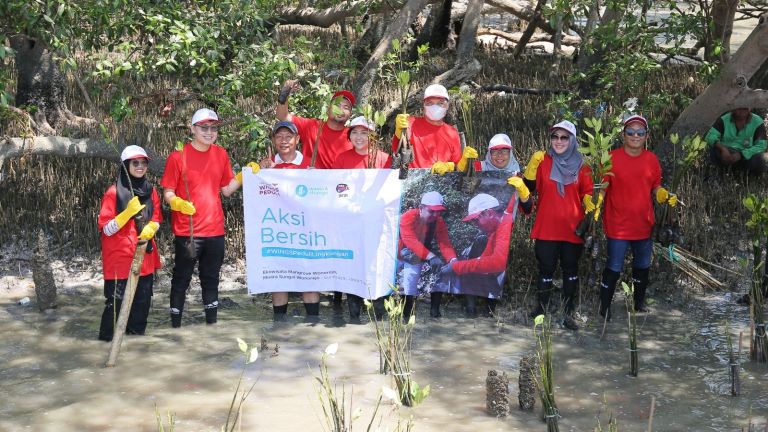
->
[533, 314, 559, 432]
[622, 282, 639, 377]
[365, 289, 429, 407]
[743, 194, 768, 363]
[222, 338, 259, 432]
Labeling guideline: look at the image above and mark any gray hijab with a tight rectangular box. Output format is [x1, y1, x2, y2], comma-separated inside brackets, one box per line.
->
[480, 134, 521, 173]
[547, 132, 583, 197]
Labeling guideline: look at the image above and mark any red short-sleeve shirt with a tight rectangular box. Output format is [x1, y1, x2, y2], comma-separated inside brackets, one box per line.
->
[391, 117, 461, 168]
[292, 116, 351, 169]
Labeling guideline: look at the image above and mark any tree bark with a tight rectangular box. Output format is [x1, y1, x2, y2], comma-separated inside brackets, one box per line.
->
[661, 13, 768, 176]
[575, 4, 627, 97]
[352, 0, 432, 107]
[272, 1, 375, 27]
[485, 0, 557, 34]
[32, 228, 57, 312]
[0, 136, 166, 176]
[511, 0, 547, 58]
[352, 14, 390, 65]
[455, 0, 484, 61]
[429, 0, 454, 49]
[710, 0, 740, 63]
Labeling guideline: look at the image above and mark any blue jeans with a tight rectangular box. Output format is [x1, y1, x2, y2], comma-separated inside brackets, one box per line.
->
[605, 238, 653, 272]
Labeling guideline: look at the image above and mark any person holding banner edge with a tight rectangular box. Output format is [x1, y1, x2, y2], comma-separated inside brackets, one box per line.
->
[97, 145, 162, 341]
[161, 108, 259, 327]
[518, 120, 593, 330]
[398, 191, 458, 319]
[260, 120, 322, 321]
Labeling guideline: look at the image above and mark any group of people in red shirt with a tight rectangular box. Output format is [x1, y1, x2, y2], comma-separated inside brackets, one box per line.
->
[96, 81, 678, 340]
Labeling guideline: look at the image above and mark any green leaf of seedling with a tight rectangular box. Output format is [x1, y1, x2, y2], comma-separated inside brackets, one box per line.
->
[175, 141, 185, 151]
[325, 343, 339, 355]
[397, 71, 410, 87]
[363, 299, 372, 309]
[247, 348, 258, 364]
[407, 314, 416, 326]
[237, 338, 248, 353]
[534, 314, 545, 326]
[669, 133, 679, 145]
[391, 39, 400, 52]
[621, 281, 633, 295]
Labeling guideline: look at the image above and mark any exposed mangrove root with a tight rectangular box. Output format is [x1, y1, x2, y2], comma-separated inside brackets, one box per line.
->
[518, 355, 537, 411]
[31, 228, 57, 311]
[486, 369, 510, 417]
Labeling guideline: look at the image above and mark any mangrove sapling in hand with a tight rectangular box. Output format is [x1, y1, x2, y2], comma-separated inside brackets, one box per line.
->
[743, 194, 768, 363]
[622, 282, 639, 377]
[364, 291, 430, 407]
[533, 314, 559, 432]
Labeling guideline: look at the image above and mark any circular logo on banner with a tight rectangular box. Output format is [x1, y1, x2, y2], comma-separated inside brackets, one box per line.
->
[295, 184, 308, 197]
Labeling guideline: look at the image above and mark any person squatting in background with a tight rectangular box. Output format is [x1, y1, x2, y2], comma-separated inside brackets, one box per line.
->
[518, 120, 594, 330]
[706, 107, 768, 175]
[392, 84, 478, 175]
[397, 191, 458, 320]
[161, 108, 258, 327]
[260, 120, 321, 321]
[332, 116, 391, 321]
[97, 145, 162, 341]
[599, 115, 678, 320]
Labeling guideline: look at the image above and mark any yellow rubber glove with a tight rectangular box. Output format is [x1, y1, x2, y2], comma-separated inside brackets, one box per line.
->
[430, 161, 455, 175]
[138, 221, 160, 241]
[583, 194, 604, 220]
[457, 146, 479, 172]
[523, 151, 546, 181]
[235, 162, 261, 183]
[115, 196, 146, 229]
[507, 176, 530, 201]
[395, 114, 409, 139]
[655, 187, 678, 207]
[170, 196, 196, 215]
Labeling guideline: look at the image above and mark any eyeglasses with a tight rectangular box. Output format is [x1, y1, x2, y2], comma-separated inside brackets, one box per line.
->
[550, 134, 570, 142]
[130, 159, 148, 167]
[196, 125, 219, 133]
[625, 128, 647, 137]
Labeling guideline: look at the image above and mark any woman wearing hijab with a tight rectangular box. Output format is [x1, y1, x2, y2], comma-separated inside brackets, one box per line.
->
[473, 133, 521, 174]
[97, 145, 162, 341]
[519, 120, 593, 330]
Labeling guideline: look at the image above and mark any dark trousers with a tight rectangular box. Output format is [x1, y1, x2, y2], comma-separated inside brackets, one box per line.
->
[170, 235, 225, 325]
[534, 240, 583, 314]
[99, 274, 154, 341]
[710, 146, 768, 174]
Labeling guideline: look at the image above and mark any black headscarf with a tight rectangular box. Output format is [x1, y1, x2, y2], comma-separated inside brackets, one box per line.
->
[115, 160, 154, 238]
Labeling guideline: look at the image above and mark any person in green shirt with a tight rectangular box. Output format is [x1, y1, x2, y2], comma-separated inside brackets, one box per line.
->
[706, 107, 768, 174]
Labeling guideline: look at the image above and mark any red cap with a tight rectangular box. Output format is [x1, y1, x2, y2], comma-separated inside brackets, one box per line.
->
[623, 115, 648, 129]
[332, 90, 356, 106]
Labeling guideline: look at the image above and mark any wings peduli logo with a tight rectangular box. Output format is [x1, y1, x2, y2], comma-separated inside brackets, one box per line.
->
[295, 184, 328, 198]
[336, 183, 350, 198]
[259, 183, 280, 196]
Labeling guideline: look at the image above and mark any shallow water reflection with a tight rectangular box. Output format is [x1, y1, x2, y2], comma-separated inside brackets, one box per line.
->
[0, 287, 766, 431]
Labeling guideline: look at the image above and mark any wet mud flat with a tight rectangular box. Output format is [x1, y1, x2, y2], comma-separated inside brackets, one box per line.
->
[1, 265, 767, 432]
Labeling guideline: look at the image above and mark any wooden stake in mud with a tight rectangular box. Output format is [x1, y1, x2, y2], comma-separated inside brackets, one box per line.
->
[105, 239, 149, 367]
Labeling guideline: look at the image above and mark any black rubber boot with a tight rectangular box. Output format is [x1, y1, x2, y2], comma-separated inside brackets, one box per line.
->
[348, 295, 363, 321]
[465, 295, 477, 318]
[170, 290, 186, 328]
[632, 267, 650, 312]
[403, 295, 416, 322]
[599, 269, 620, 321]
[531, 277, 553, 318]
[561, 275, 579, 330]
[332, 291, 343, 309]
[204, 301, 218, 324]
[430, 292, 443, 318]
[304, 302, 320, 323]
[273, 304, 288, 321]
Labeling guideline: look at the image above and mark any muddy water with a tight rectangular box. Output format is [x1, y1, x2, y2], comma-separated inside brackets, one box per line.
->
[1, 285, 766, 431]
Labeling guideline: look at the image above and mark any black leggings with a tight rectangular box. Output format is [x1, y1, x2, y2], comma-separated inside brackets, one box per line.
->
[99, 274, 154, 341]
[170, 235, 225, 315]
[534, 240, 583, 280]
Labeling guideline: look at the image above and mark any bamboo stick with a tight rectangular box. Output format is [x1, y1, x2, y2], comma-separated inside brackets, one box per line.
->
[105, 239, 149, 367]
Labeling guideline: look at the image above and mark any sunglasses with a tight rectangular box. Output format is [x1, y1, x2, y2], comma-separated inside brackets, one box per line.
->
[130, 159, 148, 167]
[550, 134, 570, 142]
[625, 128, 647, 137]
[196, 125, 219, 133]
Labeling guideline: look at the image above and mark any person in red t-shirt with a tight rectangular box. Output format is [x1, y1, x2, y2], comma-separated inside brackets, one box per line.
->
[517, 120, 593, 330]
[391, 84, 477, 174]
[97, 145, 162, 341]
[332, 116, 392, 169]
[398, 191, 458, 319]
[598, 115, 678, 320]
[160, 108, 259, 327]
[438, 193, 519, 317]
[259, 120, 321, 320]
[276, 80, 354, 169]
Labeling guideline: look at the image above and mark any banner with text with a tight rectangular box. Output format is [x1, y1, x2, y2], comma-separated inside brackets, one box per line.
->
[243, 169, 401, 299]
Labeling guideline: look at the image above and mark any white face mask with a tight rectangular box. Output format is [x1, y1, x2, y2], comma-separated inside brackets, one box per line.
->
[425, 105, 447, 122]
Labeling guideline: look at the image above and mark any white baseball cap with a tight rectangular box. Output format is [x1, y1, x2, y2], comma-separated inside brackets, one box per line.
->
[348, 116, 375, 131]
[424, 84, 449, 101]
[551, 120, 577, 137]
[488, 133, 512, 150]
[463, 194, 500, 221]
[191, 108, 221, 125]
[120, 145, 150, 161]
[420, 191, 446, 211]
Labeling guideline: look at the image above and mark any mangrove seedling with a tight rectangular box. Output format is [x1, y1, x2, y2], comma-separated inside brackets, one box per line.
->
[725, 320, 741, 396]
[533, 314, 559, 432]
[622, 282, 639, 377]
[743, 194, 768, 363]
[222, 338, 260, 432]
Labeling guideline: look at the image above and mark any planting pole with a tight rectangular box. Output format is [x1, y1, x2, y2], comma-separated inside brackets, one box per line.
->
[105, 239, 149, 367]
